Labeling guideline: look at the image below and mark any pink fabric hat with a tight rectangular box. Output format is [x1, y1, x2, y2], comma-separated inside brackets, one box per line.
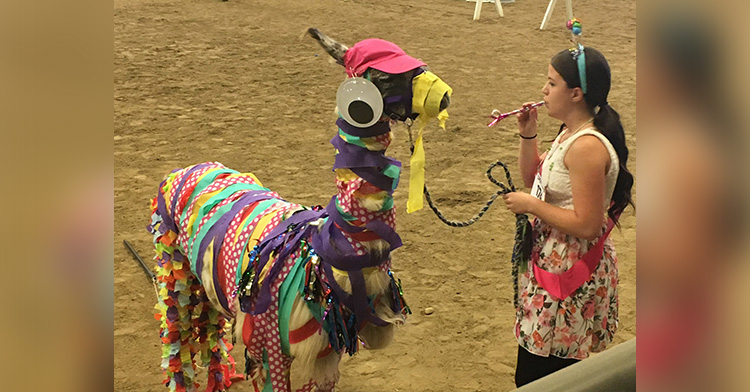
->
[343, 38, 426, 77]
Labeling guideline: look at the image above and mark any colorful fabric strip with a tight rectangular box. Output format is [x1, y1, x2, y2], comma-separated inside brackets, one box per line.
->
[532, 217, 615, 300]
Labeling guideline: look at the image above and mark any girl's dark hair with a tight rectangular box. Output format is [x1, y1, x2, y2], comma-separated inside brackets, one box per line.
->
[551, 47, 635, 223]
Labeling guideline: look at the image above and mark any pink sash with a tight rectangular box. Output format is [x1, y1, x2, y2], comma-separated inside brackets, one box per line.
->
[532, 218, 616, 300]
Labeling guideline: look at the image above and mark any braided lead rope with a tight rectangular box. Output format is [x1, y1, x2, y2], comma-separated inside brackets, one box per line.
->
[511, 214, 532, 308]
[423, 162, 530, 308]
[406, 124, 514, 227]
[423, 161, 513, 227]
[405, 125, 530, 308]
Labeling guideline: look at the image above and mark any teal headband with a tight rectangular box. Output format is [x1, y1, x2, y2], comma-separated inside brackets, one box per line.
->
[570, 43, 587, 94]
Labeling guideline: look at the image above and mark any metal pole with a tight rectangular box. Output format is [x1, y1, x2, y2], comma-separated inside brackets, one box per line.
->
[123, 240, 156, 282]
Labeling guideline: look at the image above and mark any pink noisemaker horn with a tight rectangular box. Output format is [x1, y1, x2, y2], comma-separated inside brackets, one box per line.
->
[487, 100, 545, 127]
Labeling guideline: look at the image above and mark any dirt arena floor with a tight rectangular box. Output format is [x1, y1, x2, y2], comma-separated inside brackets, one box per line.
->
[114, 0, 636, 390]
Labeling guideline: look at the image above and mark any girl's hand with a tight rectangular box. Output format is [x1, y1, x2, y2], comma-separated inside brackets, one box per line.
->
[517, 102, 539, 138]
[503, 191, 539, 215]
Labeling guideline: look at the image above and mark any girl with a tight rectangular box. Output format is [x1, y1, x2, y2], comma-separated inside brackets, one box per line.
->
[502, 46, 634, 386]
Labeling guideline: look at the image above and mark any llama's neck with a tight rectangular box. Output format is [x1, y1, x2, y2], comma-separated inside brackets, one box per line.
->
[330, 119, 400, 257]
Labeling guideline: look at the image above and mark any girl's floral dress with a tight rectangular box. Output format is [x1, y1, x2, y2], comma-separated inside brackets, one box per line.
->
[515, 129, 620, 360]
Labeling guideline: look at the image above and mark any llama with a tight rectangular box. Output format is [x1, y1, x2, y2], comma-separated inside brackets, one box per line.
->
[147, 28, 451, 392]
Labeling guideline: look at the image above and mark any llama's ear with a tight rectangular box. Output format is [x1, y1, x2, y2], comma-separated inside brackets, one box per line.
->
[307, 28, 348, 66]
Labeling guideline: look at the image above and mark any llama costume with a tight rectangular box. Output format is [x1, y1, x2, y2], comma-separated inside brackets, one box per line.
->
[147, 30, 450, 392]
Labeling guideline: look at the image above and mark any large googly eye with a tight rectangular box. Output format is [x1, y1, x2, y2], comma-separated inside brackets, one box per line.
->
[336, 77, 383, 128]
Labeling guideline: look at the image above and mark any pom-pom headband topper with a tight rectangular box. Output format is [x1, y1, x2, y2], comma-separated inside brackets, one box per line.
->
[567, 18, 587, 95]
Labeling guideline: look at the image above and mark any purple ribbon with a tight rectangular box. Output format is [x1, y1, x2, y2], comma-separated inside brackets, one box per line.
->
[196, 190, 278, 312]
[166, 306, 178, 322]
[311, 219, 384, 270]
[249, 209, 327, 315]
[241, 196, 400, 327]
[195, 191, 275, 279]
[319, 261, 389, 327]
[331, 136, 401, 192]
[331, 136, 392, 169]
[323, 197, 402, 257]
[173, 372, 185, 386]
[308, 197, 401, 327]
[383, 94, 412, 121]
[156, 163, 213, 234]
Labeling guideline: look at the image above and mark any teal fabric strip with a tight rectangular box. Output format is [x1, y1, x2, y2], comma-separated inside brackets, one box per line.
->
[380, 195, 394, 211]
[383, 164, 400, 190]
[188, 194, 248, 271]
[278, 254, 309, 356]
[337, 128, 370, 148]
[187, 183, 266, 252]
[178, 168, 240, 226]
[334, 197, 358, 222]
[304, 296, 325, 325]
[234, 199, 282, 285]
[261, 349, 272, 392]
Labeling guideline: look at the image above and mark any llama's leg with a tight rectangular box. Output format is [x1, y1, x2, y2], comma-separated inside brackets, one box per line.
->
[357, 322, 395, 350]
[358, 289, 402, 349]
[236, 308, 267, 390]
[263, 310, 294, 391]
[288, 296, 339, 387]
[293, 377, 336, 392]
[314, 380, 336, 392]
[238, 311, 293, 391]
[293, 379, 335, 392]
[155, 250, 199, 392]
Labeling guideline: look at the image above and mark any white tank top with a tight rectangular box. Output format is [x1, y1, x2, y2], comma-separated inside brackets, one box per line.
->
[538, 128, 620, 210]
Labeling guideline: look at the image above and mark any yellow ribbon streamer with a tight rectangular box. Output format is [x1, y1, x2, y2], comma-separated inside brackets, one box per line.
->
[407, 71, 452, 213]
[407, 129, 426, 213]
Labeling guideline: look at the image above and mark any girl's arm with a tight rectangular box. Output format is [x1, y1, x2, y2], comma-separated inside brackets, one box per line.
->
[517, 104, 542, 187]
[505, 135, 610, 241]
[520, 141, 544, 188]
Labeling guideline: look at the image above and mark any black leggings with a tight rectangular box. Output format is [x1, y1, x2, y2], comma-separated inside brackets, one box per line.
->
[515, 345, 580, 387]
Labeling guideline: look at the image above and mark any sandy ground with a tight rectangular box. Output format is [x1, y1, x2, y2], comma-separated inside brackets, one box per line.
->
[114, 0, 636, 390]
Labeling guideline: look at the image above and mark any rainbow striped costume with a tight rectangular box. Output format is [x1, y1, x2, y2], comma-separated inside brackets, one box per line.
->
[149, 120, 409, 391]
